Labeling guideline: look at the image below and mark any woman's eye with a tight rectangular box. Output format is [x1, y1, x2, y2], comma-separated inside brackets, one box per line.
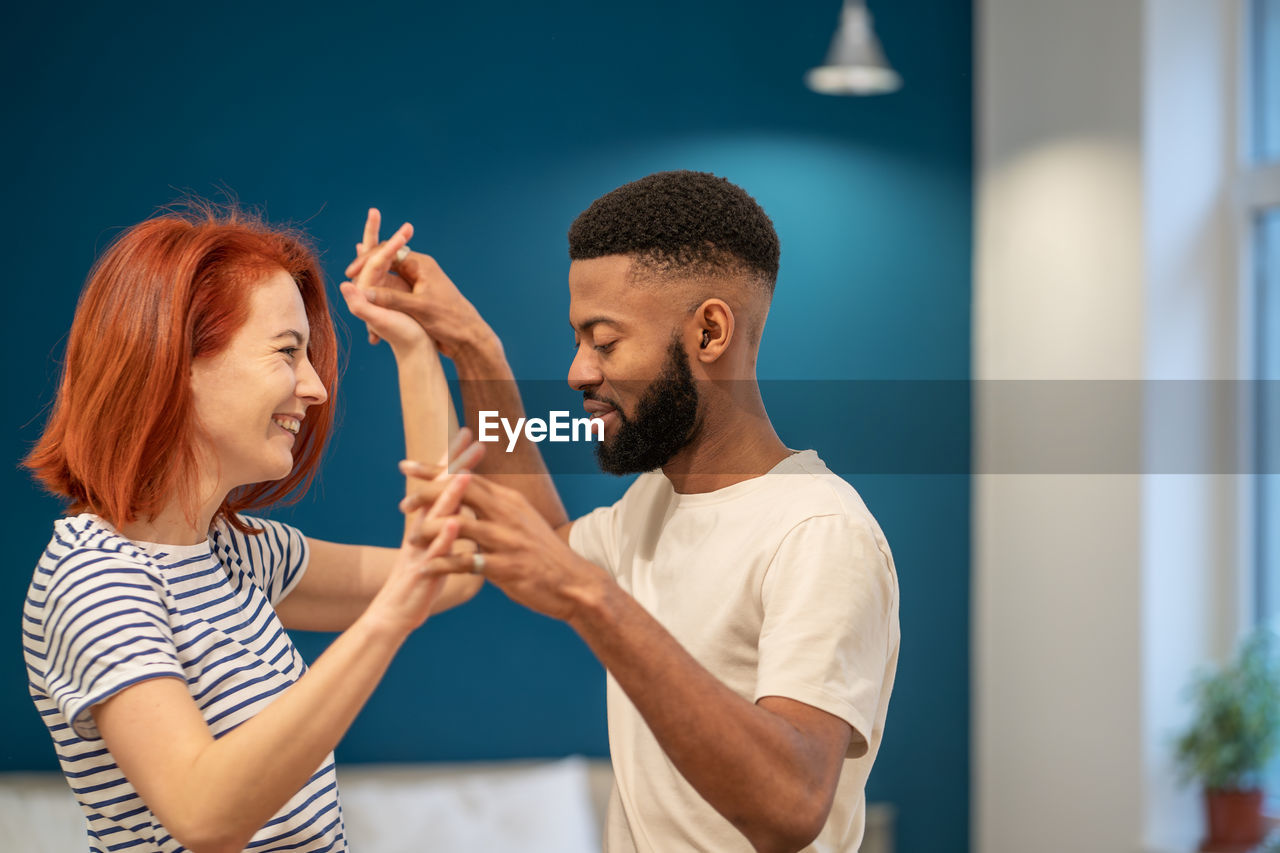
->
[279, 346, 299, 360]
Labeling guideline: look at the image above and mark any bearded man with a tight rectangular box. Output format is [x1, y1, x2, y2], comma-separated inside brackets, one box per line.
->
[354, 170, 900, 853]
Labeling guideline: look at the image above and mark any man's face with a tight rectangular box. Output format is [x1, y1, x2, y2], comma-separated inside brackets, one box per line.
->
[567, 256, 701, 474]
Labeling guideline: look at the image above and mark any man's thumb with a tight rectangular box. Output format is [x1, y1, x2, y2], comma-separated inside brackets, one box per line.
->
[366, 286, 411, 313]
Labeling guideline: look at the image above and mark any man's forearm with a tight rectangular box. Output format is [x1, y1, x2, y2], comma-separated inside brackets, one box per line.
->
[566, 578, 842, 853]
[451, 331, 569, 528]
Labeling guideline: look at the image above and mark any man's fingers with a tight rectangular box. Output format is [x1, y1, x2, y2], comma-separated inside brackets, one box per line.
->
[363, 283, 421, 314]
[450, 515, 514, 552]
[400, 462, 502, 520]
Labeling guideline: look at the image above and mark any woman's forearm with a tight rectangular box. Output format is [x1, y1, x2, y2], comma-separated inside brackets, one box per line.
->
[392, 337, 453, 486]
[176, 613, 405, 851]
[391, 336, 483, 609]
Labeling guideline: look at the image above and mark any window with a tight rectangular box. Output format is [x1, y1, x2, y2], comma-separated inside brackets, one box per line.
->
[1255, 0, 1280, 626]
[1251, 0, 1280, 809]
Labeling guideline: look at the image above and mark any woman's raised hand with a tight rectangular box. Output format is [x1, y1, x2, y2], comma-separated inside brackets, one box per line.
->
[338, 208, 431, 353]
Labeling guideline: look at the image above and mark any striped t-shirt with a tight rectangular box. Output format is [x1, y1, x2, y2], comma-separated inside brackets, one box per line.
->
[22, 513, 347, 852]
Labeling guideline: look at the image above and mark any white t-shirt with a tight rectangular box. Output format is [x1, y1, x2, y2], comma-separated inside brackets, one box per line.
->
[569, 450, 899, 853]
[22, 513, 346, 852]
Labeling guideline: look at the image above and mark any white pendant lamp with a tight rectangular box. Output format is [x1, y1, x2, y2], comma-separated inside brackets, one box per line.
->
[805, 0, 902, 96]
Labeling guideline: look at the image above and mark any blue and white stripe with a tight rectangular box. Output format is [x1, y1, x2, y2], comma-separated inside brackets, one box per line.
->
[23, 513, 347, 852]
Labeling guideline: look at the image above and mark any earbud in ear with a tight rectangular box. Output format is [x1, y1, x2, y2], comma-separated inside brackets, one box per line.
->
[701, 330, 710, 349]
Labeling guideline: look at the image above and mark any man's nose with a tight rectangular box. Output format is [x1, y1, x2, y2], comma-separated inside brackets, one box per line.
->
[567, 346, 602, 391]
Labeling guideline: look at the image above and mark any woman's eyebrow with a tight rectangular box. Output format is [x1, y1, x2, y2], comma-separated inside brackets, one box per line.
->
[272, 329, 307, 345]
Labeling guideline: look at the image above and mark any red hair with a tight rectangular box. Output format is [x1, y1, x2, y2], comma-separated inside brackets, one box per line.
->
[25, 202, 339, 534]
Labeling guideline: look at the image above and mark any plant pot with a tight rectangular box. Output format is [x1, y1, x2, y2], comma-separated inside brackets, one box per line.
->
[1199, 788, 1265, 852]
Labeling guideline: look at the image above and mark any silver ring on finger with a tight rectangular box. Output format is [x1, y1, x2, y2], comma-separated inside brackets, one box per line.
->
[470, 552, 486, 575]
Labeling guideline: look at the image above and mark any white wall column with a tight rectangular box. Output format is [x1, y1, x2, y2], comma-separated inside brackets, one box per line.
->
[975, 1, 1239, 852]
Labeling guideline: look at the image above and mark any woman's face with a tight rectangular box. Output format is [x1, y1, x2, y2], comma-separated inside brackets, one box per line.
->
[190, 268, 328, 495]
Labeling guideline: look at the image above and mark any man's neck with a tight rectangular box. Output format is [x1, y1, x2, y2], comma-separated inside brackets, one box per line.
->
[661, 385, 790, 495]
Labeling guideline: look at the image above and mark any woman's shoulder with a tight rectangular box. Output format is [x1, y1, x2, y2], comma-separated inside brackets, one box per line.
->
[209, 513, 302, 551]
[208, 513, 308, 580]
[30, 515, 168, 609]
[44, 513, 159, 569]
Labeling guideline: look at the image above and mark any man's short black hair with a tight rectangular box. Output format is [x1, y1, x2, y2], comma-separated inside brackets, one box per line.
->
[567, 170, 780, 295]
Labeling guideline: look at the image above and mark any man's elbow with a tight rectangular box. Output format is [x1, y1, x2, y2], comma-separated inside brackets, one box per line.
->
[739, 800, 830, 853]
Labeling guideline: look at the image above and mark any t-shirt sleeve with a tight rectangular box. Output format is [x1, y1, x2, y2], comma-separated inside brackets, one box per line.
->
[39, 550, 183, 741]
[754, 514, 897, 758]
[215, 516, 310, 606]
[568, 502, 621, 577]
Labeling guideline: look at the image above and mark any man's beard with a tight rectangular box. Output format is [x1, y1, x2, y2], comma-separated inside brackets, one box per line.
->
[592, 336, 700, 475]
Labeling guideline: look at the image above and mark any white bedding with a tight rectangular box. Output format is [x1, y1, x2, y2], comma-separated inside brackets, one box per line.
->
[0, 757, 603, 853]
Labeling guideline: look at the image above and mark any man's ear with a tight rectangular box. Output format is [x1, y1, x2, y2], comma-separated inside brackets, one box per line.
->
[694, 299, 734, 361]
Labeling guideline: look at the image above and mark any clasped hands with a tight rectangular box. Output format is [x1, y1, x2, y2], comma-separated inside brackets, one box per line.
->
[340, 208, 605, 625]
[396, 429, 605, 624]
[339, 207, 489, 358]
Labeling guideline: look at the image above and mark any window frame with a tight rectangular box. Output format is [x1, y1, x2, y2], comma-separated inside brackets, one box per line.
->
[1245, 0, 1280, 815]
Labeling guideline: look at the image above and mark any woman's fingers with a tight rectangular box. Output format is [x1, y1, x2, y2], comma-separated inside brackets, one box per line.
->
[353, 208, 384, 344]
[397, 464, 494, 517]
[355, 222, 412, 288]
[362, 208, 381, 253]
[424, 471, 470, 521]
[419, 551, 497, 578]
[404, 515, 460, 556]
[411, 514, 510, 552]
[420, 518, 459, 560]
[441, 427, 472, 468]
[401, 444, 484, 485]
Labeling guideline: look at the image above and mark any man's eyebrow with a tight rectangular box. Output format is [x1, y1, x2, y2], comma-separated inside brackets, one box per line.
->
[272, 329, 307, 345]
[570, 316, 624, 334]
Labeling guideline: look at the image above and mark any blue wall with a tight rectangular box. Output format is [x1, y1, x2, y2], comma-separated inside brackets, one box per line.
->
[2, 2, 971, 851]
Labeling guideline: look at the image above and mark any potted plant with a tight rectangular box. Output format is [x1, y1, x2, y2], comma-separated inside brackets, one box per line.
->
[1175, 630, 1280, 853]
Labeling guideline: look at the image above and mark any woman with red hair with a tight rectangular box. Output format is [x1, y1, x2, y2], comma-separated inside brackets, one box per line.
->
[22, 204, 480, 852]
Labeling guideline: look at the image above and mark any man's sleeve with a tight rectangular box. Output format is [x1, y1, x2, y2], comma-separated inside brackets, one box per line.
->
[754, 514, 897, 758]
[40, 552, 183, 740]
[568, 502, 621, 577]
[216, 516, 311, 606]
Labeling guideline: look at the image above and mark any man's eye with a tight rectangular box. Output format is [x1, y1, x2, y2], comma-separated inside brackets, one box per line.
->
[594, 342, 615, 354]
